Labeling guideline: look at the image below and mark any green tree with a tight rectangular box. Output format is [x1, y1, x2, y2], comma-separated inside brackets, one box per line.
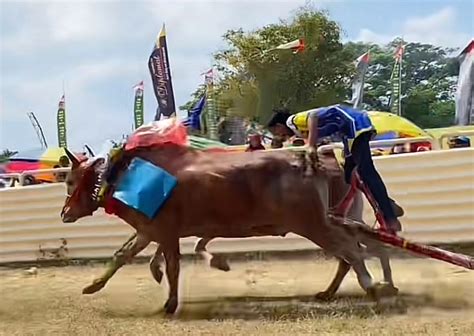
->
[0, 149, 17, 163]
[181, 8, 460, 133]
[344, 40, 458, 128]
[200, 6, 352, 123]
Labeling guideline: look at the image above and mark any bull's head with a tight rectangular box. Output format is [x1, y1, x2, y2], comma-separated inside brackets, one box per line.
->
[61, 148, 105, 223]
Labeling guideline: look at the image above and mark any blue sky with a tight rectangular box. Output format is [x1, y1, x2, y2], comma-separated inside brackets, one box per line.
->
[1, 0, 472, 151]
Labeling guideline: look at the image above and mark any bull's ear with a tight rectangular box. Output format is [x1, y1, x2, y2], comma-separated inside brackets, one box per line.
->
[84, 144, 95, 157]
[85, 157, 105, 171]
[65, 148, 79, 167]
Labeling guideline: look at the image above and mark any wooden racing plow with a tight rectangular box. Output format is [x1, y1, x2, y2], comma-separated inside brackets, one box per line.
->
[332, 169, 474, 270]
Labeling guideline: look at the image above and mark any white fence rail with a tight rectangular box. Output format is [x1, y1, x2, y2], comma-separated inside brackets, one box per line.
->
[1, 148, 473, 264]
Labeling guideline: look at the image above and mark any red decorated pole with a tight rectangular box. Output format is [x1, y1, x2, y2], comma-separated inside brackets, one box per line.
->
[333, 171, 474, 270]
[376, 230, 474, 270]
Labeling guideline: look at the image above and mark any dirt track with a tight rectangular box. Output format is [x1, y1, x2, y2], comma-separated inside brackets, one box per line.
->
[1, 257, 473, 336]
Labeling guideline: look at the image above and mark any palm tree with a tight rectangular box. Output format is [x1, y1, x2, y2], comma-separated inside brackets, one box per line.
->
[0, 149, 17, 163]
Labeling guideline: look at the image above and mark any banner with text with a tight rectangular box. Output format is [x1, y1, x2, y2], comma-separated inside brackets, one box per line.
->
[57, 95, 67, 148]
[148, 24, 176, 120]
[133, 81, 144, 129]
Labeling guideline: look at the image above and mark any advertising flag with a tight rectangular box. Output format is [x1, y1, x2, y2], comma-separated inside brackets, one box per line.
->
[455, 39, 474, 125]
[148, 24, 176, 120]
[133, 81, 144, 129]
[57, 95, 67, 148]
[351, 51, 370, 109]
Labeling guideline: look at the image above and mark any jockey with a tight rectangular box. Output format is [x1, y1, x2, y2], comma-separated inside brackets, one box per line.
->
[267, 103, 403, 233]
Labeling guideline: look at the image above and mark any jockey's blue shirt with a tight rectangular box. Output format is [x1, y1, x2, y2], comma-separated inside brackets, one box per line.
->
[286, 104, 375, 152]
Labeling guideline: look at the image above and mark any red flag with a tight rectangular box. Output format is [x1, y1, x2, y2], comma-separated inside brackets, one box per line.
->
[275, 39, 305, 54]
[58, 94, 65, 108]
[133, 81, 144, 91]
[200, 68, 214, 85]
[394, 44, 405, 61]
[356, 51, 370, 65]
[459, 39, 474, 56]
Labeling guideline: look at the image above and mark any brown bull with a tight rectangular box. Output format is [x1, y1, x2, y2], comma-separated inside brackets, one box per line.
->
[62, 145, 393, 314]
[80, 155, 395, 300]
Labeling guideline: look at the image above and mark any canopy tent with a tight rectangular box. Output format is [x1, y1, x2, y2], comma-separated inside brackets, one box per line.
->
[5, 147, 85, 182]
[367, 111, 429, 139]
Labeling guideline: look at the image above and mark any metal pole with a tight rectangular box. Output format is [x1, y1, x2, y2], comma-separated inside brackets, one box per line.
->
[398, 52, 402, 116]
[206, 83, 218, 140]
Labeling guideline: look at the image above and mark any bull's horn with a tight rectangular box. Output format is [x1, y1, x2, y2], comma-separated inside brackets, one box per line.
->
[65, 148, 79, 167]
[84, 144, 95, 157]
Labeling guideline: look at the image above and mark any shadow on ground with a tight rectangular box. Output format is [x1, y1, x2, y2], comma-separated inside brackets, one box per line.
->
[100, 290, 472, 321]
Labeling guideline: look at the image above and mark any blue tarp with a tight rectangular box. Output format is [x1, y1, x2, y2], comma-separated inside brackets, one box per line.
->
[113, 157, 177, 219]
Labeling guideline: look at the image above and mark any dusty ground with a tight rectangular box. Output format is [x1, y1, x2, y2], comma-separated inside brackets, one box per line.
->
[0, 256, 473, 336]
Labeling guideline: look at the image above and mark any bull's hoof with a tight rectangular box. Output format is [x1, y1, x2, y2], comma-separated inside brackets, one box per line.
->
[149, 260, 164, 284]
[149, 255, 164, 284]
[150, 267, 164, 284]
[82, 279, 106, 294]
[314, 290, 335, 301]
[210, 255, 231, 272]
[367, 282, 399, 301]
[164, 297, 178, 314]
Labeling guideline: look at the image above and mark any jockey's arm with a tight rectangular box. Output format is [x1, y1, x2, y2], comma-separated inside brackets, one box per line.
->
[306, 112, 319, 165]
[307, 113, 319, 149]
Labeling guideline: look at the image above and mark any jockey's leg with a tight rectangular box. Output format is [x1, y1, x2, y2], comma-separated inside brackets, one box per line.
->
[350, 133, 401, 232]
[344, 157, 404, 219]
[343, 154, 356, 184]
[390, 198, 404, 217]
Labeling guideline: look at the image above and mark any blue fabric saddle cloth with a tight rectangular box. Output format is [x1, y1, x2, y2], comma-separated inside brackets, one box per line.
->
[113, 157, 177, 219]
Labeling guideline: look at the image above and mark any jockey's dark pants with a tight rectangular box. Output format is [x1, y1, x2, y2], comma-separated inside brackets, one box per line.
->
[343, 131, 397, 222]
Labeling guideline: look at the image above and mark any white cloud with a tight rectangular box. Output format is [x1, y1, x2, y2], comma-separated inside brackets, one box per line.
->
[356, 29, 393, 46]
[403, 7, 470, 48]
[1, 0, 311, 150]
[45, 2, 111, 42]
[1, 1, 116, 55]
[355, 6, 470, 48]
[1, 1, 471, 151]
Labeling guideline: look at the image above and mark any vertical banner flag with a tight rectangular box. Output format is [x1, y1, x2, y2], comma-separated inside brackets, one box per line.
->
[455, 39, 474, 125]
[201, 68, 218, 139]
[351, 51, 370, 109]
[390, 44, 405, 115]
[148, 24, 176, 120]
[133, 81, 144, 129]
[57, 95, 67, 148]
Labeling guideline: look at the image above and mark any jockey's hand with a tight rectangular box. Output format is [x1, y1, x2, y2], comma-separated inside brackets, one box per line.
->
[307, 146, 322, 172]
[307, 146, 317, 160]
